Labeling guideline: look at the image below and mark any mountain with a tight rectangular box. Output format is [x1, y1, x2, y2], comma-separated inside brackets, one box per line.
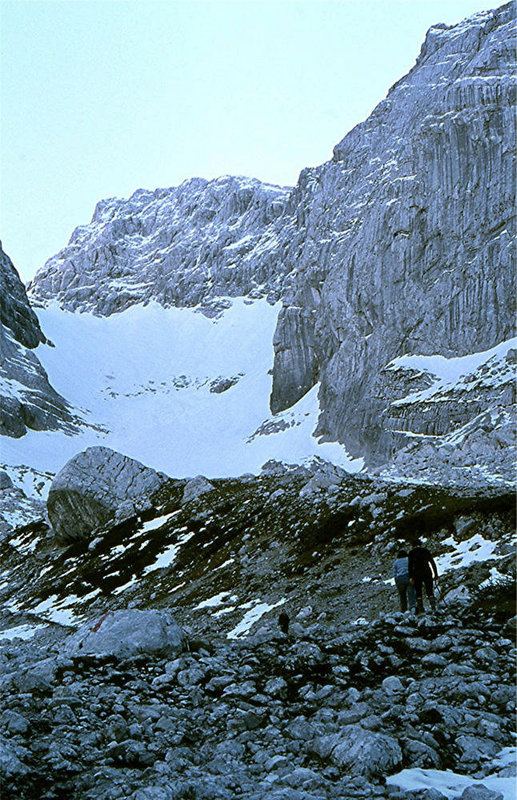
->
[27, 176, 291, 316]
[271, 1, 516, 467]
[25, 2, 516, 487]
[0, 6, 516, 798]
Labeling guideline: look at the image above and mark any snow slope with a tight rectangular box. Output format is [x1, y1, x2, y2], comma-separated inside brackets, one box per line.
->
[2, 299, 360, 484]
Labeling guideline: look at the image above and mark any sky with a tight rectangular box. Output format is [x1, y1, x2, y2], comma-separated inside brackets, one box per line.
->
[1, 0, 503, 282]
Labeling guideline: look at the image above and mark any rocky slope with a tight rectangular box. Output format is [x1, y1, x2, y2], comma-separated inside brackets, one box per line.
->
[0, 456, 515, 799]
[26, 3, 516, 476]
[1, 608, 515, 800]
[2, 457, 514, 639]
[0, 244, 79, 439]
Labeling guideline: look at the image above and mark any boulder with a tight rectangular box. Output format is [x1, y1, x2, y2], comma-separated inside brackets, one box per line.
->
[181, 475, 215, 505]
[47, 446, 169, 543]
[461, 787, 504, 800]
[13, 659, 58, 693]
[66, 609, 186, 659]
[381, 676, 404, 695]
[315, 724, 402, 777]
[0, 738, 29, 779]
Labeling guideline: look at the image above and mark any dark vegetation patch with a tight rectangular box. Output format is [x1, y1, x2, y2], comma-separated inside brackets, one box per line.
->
[0, 467, 514, 636]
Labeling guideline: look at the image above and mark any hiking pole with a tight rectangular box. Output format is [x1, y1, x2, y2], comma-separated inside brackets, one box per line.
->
[434, 577, 447, 609]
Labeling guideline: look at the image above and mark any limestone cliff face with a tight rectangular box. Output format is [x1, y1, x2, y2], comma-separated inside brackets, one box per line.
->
[0, 246, 45, 350]
[0, 245, 78, 438]
[28, 177, 291, 316]
[270, 2, 516, 463]
[27, 3, 516, 468]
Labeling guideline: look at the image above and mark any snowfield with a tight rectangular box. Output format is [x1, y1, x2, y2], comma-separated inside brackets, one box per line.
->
[2, 299, 360, 486]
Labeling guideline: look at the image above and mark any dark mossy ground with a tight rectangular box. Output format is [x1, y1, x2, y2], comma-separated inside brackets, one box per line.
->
[1, 466, 514, 639]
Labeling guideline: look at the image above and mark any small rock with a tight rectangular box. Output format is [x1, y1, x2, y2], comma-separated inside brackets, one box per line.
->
[265, 677, 289, 699]
[0, 472, 13, 490]
[382, 676, 404, 694]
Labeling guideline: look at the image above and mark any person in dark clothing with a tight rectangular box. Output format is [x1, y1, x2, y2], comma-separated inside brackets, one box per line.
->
[392, 549, 416, 613]
[408, 539, 439, 614]
[278, 610, 290, 634]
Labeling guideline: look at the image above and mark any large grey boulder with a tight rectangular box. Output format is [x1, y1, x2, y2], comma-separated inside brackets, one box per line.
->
[182, 475, 215, 505]
[66, 610, 186, 659]
[310, 724, 402, 777]
[47, 446, 169, 543]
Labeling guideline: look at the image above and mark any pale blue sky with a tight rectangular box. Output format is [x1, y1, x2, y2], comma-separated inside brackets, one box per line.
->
[1, 0, 502, 281]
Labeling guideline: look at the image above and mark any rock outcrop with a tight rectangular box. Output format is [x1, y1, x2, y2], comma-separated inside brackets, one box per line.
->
[0, 244, 78, 438]
[0, 245, 45, 350]
[375, 341, 517, 485]
[181, 476, 215, 505]
[26, 4, 516, 470]
[47, 446, 169, 543]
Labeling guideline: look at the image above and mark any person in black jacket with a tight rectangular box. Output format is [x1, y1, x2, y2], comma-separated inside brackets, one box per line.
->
[408, 539, 439, 614]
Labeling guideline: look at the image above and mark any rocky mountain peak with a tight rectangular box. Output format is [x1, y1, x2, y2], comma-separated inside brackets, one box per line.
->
[28, 175, 291, 316]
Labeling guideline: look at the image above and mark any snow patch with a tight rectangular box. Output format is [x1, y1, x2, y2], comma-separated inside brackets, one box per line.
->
[30, 594, 84, 627]
[195, 592, 236, 610]
[387, 337, 516, 408]
[387, 758, 516, 800]
[143, 532, 194, 574]
[435, 533, 503, 574]
[227, 599, 285, 639]
[0, 624, 47, 642]
[140, 510, 181, 534]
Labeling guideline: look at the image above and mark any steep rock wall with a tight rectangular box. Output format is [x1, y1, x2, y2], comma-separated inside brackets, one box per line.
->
[271, 2, 516, 463]
[0, 246, 45, 349]
[0, 245, 78, 438]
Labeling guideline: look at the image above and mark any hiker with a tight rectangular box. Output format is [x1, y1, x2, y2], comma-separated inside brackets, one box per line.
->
[408, 538, 439, 614]
[278, 610, 290, 634]
[392, 549, 416, 613]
